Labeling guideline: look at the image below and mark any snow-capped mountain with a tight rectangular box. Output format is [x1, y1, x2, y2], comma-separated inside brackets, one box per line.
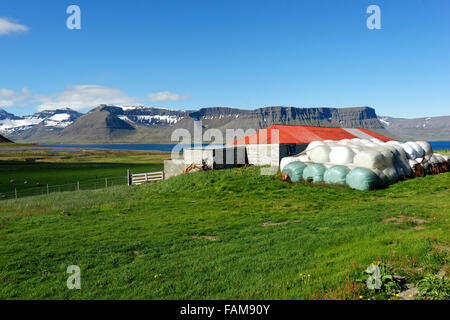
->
[0, 108, 83, 135]
[92, 105, 188, 126]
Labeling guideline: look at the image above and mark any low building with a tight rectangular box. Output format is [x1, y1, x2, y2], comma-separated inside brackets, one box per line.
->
[164, 145, 247, 179]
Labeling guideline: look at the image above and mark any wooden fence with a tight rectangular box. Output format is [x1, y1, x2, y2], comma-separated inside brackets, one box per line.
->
[128, 170, 164, 186]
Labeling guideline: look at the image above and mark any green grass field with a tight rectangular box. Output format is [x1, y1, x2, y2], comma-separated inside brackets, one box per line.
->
[0, 155, 448, 300]
[0, 149, 169, 198]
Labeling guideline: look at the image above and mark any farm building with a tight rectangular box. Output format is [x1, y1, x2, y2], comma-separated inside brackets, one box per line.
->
[163, 125, 393, 178]
[228, 125, 394, 167]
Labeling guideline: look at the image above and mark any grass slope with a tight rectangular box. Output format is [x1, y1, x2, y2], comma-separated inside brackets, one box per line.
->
[0, 166, 448, 299]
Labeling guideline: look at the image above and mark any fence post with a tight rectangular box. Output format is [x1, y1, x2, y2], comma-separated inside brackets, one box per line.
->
[145, 172, 148, 183]
[105, 177, 108, 188]
[77, 181, 80, 191]
[127, 170, 130, 186]
[15, 188, 17, 199]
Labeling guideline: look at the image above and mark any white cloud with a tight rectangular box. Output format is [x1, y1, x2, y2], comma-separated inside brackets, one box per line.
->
[35, 85, 139, 111]
[0, 85, 190, 112]
[0, 100, 14, 107]
[147, 91, 189, 102]
[0, 18, 29, 35]
[0, 87, 32, 107]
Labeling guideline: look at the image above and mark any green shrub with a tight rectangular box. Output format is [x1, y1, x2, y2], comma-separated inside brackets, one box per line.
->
[417, 274, 449, 300]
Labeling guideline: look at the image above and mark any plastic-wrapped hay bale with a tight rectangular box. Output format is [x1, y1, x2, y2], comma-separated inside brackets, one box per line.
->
[406, 142, 425, 158]
[353, 150, 385, 170]
[401, 159, 412, 176]
[374, 147, 394, 167]
[298, 154, 310, 162]
[346, 168, 379, 191]
[323, 166, 350, 184]
[408, 159, 419, 168]
[390, 144, 408, 161]
[382, 144, 400, 158]
[280, 156, 298, 172]
[372, 168, 388, 187]
[429, 155, 438, 164]
[434, 153, 446, 163]
[302, 163, 326, 183]
[394, 160, 412, 177]
[416, 141, 432, 156]
[329, 146, 355, 165]
[338, 139, 351, 145]
[422, 161, 431, 174]
[306, 141, 326, 151]
[308, 146, 331, 163]
[402, 144, 419, 160]
[362, 142, 378, 149]
[382, 167, 399, 184]
[281, 161, 308, 182]
[351, 138, 361, 142]
[393, 162, 405, 177]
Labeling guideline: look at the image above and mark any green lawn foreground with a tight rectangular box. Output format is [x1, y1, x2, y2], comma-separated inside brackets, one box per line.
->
[0, 166, 448, 299]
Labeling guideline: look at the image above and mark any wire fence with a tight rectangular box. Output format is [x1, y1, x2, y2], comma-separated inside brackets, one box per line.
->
[0, 175, 129, 201]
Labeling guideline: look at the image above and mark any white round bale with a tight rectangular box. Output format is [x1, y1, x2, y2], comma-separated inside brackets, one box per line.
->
[329, 146, 355, 165]
[416, 141, 432, 156]
[353, 150, 386, 170]
[308, 146, 331, 163]
[280, 156, 298, 172]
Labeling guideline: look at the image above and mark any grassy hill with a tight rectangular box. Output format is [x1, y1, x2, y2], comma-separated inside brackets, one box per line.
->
[0, 165, 448, 300]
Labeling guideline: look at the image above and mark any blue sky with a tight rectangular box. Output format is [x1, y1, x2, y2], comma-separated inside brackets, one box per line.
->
[0, 0, 449, 117]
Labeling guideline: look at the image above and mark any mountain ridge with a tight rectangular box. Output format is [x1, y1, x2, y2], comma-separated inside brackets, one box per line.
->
[379, 115, 450, 141]
[1, 105, 448, 143]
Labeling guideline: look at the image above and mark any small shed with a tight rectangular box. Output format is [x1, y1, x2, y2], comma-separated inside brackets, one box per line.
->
[183, 145, 247, 169]
[164, 145, 247, 179]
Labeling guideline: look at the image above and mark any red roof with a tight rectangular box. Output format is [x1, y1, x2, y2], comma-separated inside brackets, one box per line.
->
[229, 125, 394, 145]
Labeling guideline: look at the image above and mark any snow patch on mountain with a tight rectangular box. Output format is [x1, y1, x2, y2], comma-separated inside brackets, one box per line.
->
[0, 109, 81, 134]
[0, 118, 42, 133]
[136, 115, 181, 124]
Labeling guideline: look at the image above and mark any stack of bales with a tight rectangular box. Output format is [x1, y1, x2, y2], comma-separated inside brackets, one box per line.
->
[280, 138, 449, 191]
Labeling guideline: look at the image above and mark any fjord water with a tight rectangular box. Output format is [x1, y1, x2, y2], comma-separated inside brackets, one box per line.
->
[43, 141, 450, 152]
[429, 141, 450, 150]
[43, 144, 210, 152]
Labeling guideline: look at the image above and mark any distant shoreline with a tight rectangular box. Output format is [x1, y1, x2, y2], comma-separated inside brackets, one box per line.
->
[0, 141, 449, 153]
